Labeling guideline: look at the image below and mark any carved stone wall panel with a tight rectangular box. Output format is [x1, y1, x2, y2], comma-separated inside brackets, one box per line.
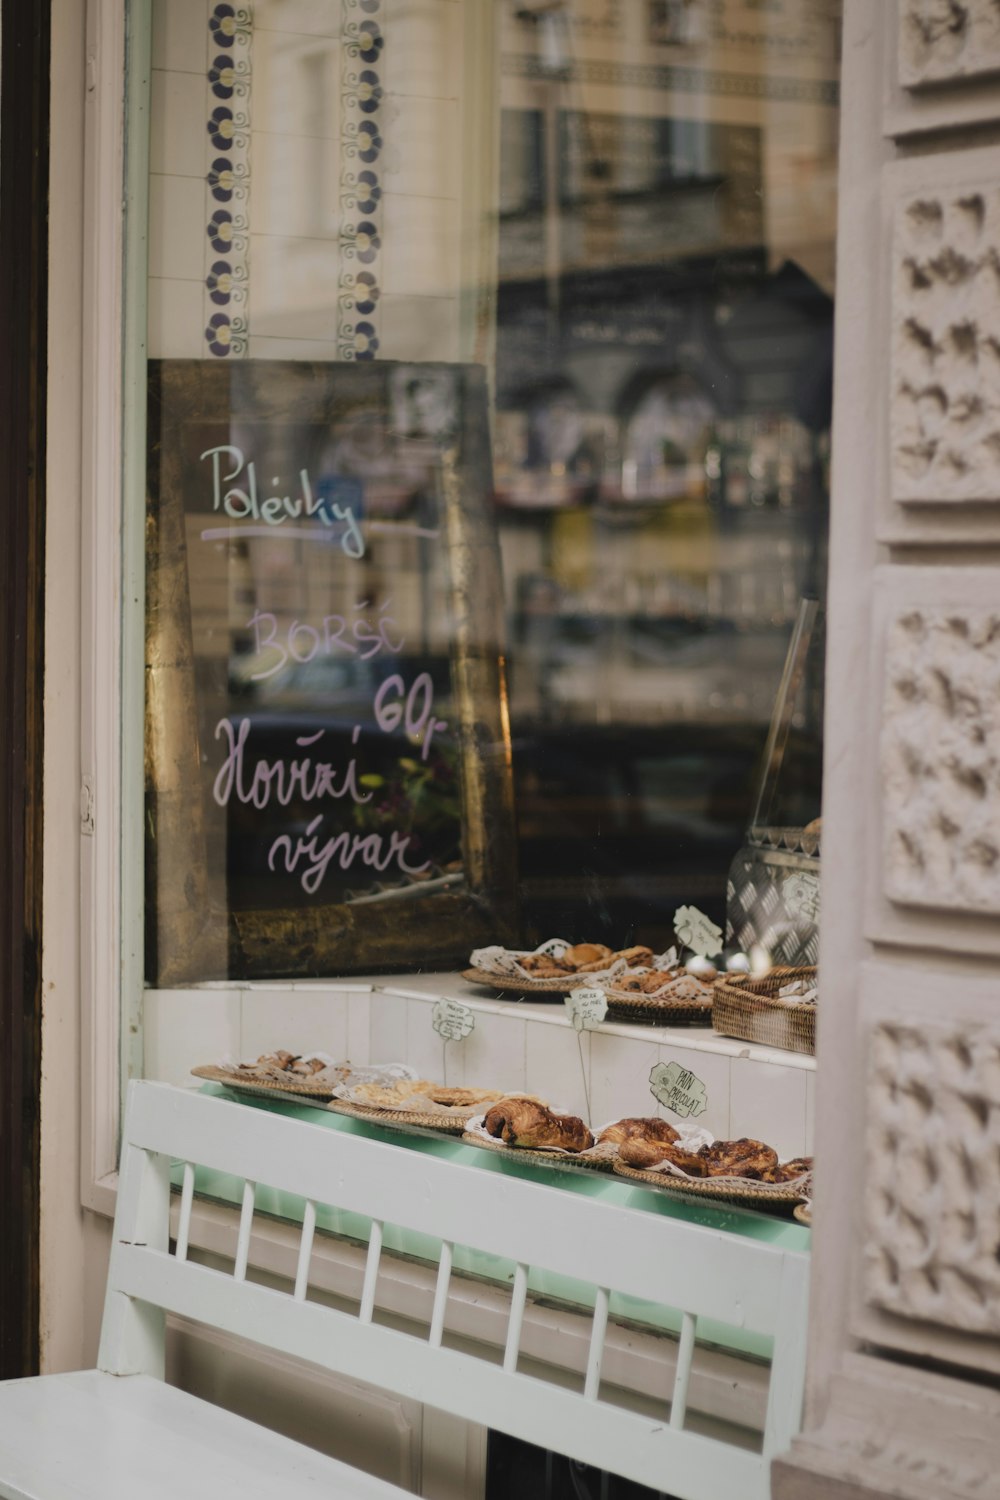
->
[898, 0, 1000, 89]
[866, 569, 1000, 956]
[864, 1018, 1000, 1336]
[891, 177, 1000, 505]
[882, 606, 1000, 914]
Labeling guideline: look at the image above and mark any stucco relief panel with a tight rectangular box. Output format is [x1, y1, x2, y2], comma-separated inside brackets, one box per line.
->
[865, 1020, 1000, 1336]
[882, 607, 1000, 914]
[899, 1, 1000, 87]
[891, 180, 1000, 504]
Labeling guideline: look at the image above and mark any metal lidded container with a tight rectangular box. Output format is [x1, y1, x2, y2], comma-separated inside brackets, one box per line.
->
[726, 598, 823, 968]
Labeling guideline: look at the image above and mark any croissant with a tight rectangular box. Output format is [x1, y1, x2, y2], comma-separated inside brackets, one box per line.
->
[618, 1138, 709, 1175]
[484, 1099, 593, 1153]
[697, 1138, 779, 1179]
[598, 1117, 679, 1147]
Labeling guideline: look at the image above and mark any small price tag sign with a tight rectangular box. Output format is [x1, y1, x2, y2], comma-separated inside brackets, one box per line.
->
[783, 871, 821, 924]
[432, 999, 475, 1042]
[649, 1060, 708, 1119]
[563, 986, 608, 1033]
[673, 904, 723, 958]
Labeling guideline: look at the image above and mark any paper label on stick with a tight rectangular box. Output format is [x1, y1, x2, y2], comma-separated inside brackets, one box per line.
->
[432, 999, 475, 1041]
[564, 987, 608, 1033]
[673, 905, 722, 958]
[784, 871, 821, 924]
[649, 1060, 708, 1119]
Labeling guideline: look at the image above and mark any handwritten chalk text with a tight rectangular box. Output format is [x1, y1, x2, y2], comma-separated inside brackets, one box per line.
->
[212, 719, 371, 810]
[246, 602, 404, 680]
[269, 814, 431, 895]
[200, 445, 365, 558]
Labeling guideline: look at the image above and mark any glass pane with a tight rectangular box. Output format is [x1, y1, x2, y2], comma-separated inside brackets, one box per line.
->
[140, 0, 839, 981]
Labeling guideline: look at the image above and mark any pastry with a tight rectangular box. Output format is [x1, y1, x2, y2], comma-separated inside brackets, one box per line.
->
[697, 1138, 779, 1180]
[565, 942, 614, 970]
[289, 1056, 329, 1075]
[761, 1157, 813, 1183]
[617, 945, 654, 969]
[597, 1117, 679, 1147]
[258, 1050, 298, 1070]
[350, 1078, 436, 1107]
[483, 1099, 593, 1153]
[618, 1138, 709, 1175]
[425, 1085, 504, 1109]
[519, 953, 573, 976]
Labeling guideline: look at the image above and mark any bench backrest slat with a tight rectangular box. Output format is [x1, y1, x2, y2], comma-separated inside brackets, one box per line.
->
[99, 1082, 809, 1500]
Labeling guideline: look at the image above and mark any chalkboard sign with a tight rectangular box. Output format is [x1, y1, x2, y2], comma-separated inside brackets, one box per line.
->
[145, 360, 518, 984]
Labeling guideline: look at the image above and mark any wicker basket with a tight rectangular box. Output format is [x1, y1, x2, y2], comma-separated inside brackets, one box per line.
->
[712, 966, 817, 1056]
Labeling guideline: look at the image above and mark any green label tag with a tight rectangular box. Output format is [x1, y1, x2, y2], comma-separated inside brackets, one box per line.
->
[649, 1060, 708, 1119]
[432, 999, 475, 1041]
[563, 986, 608, 1033]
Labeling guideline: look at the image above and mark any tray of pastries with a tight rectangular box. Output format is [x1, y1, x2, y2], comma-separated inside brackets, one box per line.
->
[611, 1124, 812, 1210]
[192, 1051, 356, 1103]
[463, 939, 655, 995]
[601, 957, 716, 1025]
[463, 1106, 703, 1175]
[327, 1077, 510, 1134]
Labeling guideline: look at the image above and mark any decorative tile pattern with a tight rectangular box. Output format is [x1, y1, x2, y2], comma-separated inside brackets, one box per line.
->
[338, 0, 384, 359]
[204, 3, 253, 356]
[891, 181, 1000, 502]
[864, 1020, 1000, 1335]
[899, 1, 1000, 88]
[882, 607, 1000, 913]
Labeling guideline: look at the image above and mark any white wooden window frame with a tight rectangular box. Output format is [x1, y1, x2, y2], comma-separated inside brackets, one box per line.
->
[80, 0, 133, 1218]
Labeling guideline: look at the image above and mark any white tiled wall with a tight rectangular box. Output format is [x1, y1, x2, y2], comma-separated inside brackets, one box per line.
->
[730, 1055, 810, 1162]
[147, 0, 471, 362]
[148, 976, 817, 1157]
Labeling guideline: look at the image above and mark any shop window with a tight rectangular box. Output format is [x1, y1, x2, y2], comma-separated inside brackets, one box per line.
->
[129, 0, 840, 988]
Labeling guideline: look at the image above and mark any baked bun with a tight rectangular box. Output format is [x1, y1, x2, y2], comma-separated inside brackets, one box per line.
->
[697, 1138, 779, 1179]
[617, 945, 654, 969]
[597, 1117, 679, 1147]
[761, 1156, 813, 1182]
[519, 953, 573, 976]
[565, 942, 614, 970]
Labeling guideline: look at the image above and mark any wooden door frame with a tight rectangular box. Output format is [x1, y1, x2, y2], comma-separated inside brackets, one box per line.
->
[0, 0, 49, 1379]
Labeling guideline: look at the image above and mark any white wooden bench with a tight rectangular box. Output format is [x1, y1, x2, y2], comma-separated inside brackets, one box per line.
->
[0, 1081, 809, 1500]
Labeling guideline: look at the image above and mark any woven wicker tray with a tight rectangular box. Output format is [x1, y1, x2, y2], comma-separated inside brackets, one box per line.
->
[191, 1065, 343, 1103]
[461, 968, 605, 996]
[327, 1099, 478, 1135]
[603, 990, 713, 1026]
[461, 1131, 617, 1173]
[712, 966, 817, 1056]
[612, 1159, 810, 1210]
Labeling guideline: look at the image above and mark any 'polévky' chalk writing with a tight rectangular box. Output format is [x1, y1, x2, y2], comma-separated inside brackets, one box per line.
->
[201, 445, 365, 558]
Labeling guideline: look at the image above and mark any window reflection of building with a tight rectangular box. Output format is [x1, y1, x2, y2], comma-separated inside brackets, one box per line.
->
[620, 374, 718, 502]
[495, 0, 837, 941]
